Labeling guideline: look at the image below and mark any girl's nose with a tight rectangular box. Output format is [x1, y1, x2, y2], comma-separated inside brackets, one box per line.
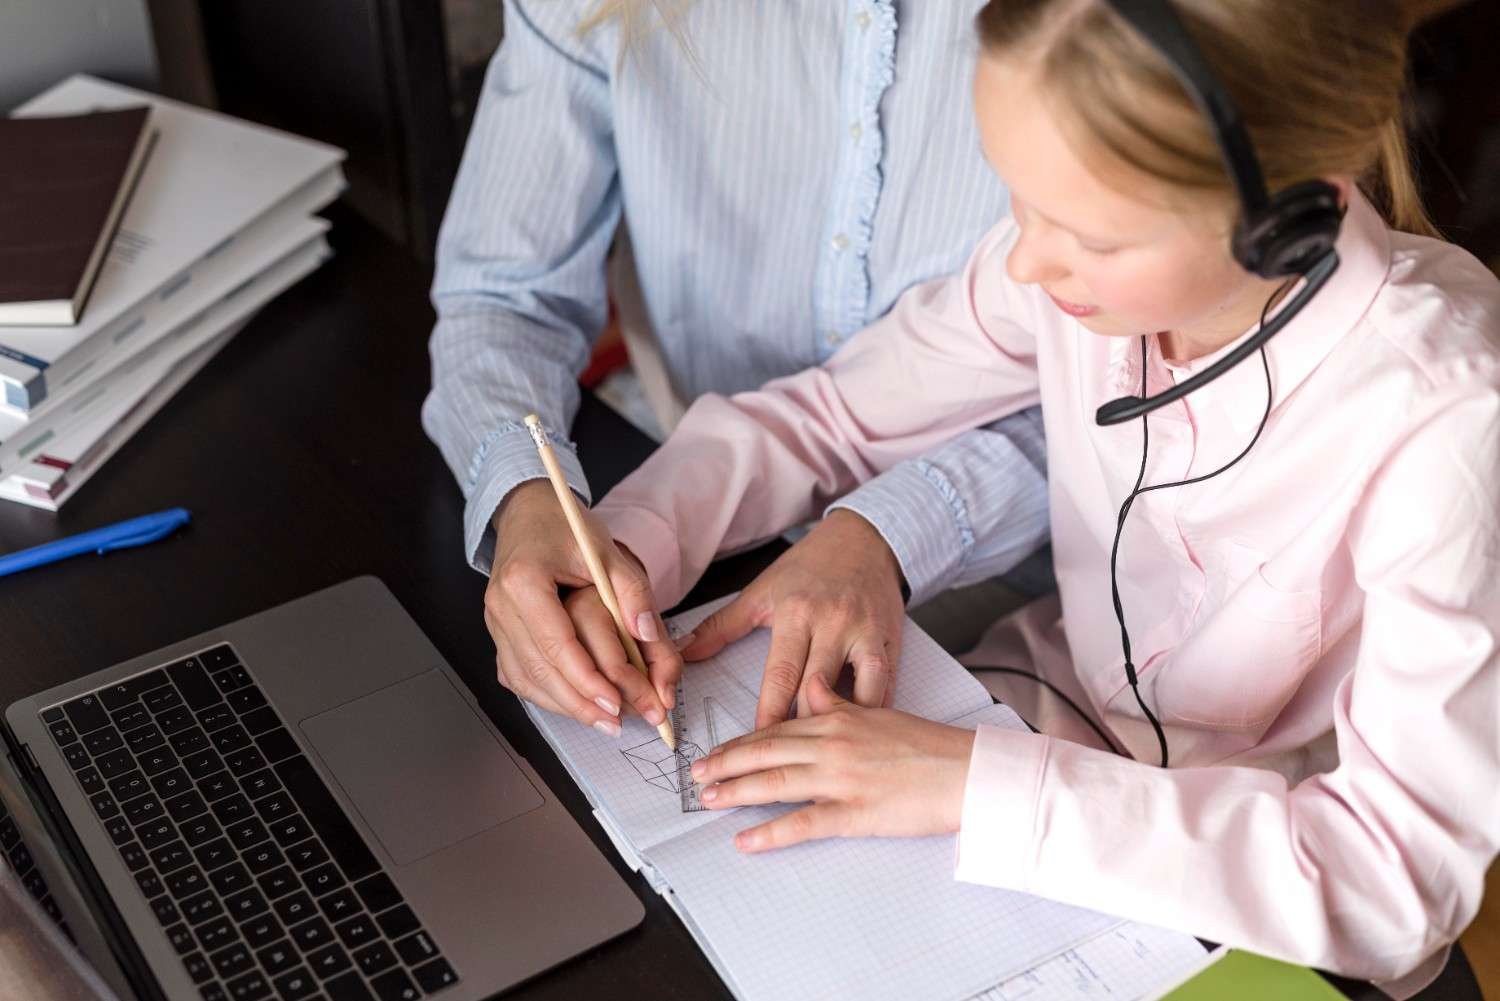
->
[1006, 220, 1070, 287]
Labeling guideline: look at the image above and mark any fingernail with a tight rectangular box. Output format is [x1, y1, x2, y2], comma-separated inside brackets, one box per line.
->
[594, 697, 620, 716]
[593, 719, 622, 738]
[691, 759, 705, 779]
[645, 706, 665, 726]
[701, 785, 718, 803]
[673, 630, 696, 651]
[735, 831, 756, 851]
[636, 612, 662, 643]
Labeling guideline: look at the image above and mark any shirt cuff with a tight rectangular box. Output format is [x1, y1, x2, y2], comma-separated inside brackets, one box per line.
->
[592, 502, 686, 608]
[953, 725, 1050, 892]
[827, 461, 972, 607]
[462, 421, 592, 575]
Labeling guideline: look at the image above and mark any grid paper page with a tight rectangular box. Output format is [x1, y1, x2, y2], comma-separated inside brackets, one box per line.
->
[971, 923, 1208, 1000]
[526, 601, 997, 852]
[646, 703, 1122, 1001]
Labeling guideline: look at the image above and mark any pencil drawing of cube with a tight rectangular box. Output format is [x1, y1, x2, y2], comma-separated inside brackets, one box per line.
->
[623, 737, 705, 794]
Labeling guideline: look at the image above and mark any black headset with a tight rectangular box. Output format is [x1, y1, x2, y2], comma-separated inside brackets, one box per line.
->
[1092, 0, 1344, 426]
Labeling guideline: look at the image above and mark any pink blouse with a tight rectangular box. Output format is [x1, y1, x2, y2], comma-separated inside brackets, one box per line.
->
[594, 193, 1500, 997]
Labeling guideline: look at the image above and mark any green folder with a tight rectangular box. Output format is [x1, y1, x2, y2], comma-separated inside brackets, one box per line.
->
[1157, 948, 1347, 1000]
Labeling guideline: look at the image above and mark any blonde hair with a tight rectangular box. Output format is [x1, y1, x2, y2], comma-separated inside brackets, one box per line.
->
[975, 0, 1455, 238]
[577, 0, 696, 61]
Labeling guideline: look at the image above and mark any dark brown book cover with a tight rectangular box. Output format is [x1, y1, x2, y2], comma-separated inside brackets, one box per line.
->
[0, 106, 152, 323]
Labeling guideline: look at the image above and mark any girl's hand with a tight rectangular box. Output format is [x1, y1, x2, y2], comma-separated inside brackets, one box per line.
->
[689, 673, 976, 852]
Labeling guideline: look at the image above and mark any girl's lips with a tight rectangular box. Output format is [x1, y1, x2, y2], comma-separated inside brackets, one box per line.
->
[1047, 292, 1099, 318]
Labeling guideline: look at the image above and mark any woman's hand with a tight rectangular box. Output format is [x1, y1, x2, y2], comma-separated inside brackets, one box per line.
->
[679, 510, 907, 729]
[485, 481, 682, 735]
[690, 673, 976, 852]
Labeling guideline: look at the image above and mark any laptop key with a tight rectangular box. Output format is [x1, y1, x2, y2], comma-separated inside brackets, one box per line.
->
[110, 704, 151, 732]
[198, 770, 238, 803]
[88, 791, 119, 820]
[369, 968, 421, 1001]
[275, 756, 380, 881]
[272, 966, 318, 1001]
[212, 725, 252, 755]
[0, 818, 16, 850]
[150, 841, 193, 874]
[166, 657, 220, 710]
[225, 746, 267, 777]
[227, 687, 266, 715]
[151, 766, 193, 799]
[211, 666, 253, 695]
[143, 684, 184, 714]
[288, 915, 334, 952]
[157, 704, 196, 735]
[192, 836, 236, 873]
[75, 766, 104, 795]
[151, 896, 182, 926]
[165, 922, 195, 955]
[413, 958, 458, 993]
[122, 794, 164, 827]
[255, 728, 300, 764]
[324, 971, 376, 1001]
[182, 889, 224, 926]
[198, 705, 238, 733]
[62, 695, 109, 735]
[241, 913, 283, 950]
[41, 707, 65, 724]
[392, 931, 438, 967]
[227, 818, 270, 852]
[273, 890, 317, 927]
[303, 862, 345, 898]
[183, 951, 214, 984]
[253, 792, 295, 824]
[166, 790, 210, 823]
[240, 707, 280, 736]
[239, 768, 281, 800]
[101, 670, 169, 710]
[171, 727, 212, 758]
[180, 816, 222, 846]
[200, 985, 228, 1001]
[307, 942, 352, 979]
[183, 749, 224, 781]
[82, 727, 123, 757]
[270, 816, 314, 849]
[138, 819, 177, 851]
[225, 969, 271, 1001]
[95, 748, 134, 779]
[374, 906, 419, 941]
[119, 841, 150, 871]
[210, 941, 256, 980]
[6, 842, 33, 874]
[209, 861, 253, 897]
[212, 793, 253, 825]
[194, 915, 237, 953]
[316, 887, 358, 924]
[243, 841, 285, 875]
[284, 838, 327, 872]
[352, 874, 400, 914]
[224, 887, 269, 922]
[135, 870, 164, 899]
[166, 866, 209, 900]
[201, 645, 238, 671]
[333, 913, 378, 951]
[352, 940, 397, 978]
[124, 724, 165, 755]
[104, 816, 134, 846]
[108, 769, 150, 802]
[257, 865, 300, 900]
[62, 744, 92, 771]
[137, 746, 180, 777]
[256, 939, 299, 978]
[48, 720, 79, 746]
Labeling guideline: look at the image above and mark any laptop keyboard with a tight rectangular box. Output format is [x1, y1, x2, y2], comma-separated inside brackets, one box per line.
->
[41, 644, 460, 1001]
[1, 790, 72, 940]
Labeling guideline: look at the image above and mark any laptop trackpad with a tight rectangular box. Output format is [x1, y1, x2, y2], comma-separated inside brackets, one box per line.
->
[300, 669, 544, 865]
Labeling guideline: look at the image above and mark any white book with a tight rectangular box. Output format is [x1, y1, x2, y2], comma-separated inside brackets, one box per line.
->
[2, 74, 345, 413]
[0, 215, 330, 476]
[0, 233, 332, 510]
[525, 599, 1205, 1001]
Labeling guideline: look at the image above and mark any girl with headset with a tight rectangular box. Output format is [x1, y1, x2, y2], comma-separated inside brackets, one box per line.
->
[590, 0, 1499, 994]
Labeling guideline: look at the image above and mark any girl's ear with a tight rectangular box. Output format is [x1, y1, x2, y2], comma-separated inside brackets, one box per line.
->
[1323, 175, 1356, 212]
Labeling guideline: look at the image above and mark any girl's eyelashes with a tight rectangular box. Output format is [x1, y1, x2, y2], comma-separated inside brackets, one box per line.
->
[1078, 240, 1123, 256]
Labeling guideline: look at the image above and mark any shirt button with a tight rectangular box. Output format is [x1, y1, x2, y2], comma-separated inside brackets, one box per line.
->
[849, 122, 863, 141]
[831, 233, 849, 251]
[856, 10, 872, 29]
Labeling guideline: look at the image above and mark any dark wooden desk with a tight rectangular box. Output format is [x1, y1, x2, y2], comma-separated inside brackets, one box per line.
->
[0, 209, 1478, 1001]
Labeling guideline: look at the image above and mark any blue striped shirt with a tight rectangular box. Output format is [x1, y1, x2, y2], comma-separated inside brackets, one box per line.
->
[422, 0, 1051, 605]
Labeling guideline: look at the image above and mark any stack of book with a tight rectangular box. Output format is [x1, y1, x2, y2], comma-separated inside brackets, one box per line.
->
[0, 75, 346, 510]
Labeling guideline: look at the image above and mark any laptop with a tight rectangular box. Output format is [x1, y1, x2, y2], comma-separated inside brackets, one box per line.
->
[2, 576, 644, 1001]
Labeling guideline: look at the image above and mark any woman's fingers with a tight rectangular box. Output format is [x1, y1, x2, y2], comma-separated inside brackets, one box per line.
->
[734, 803, 857, 853]
[796, 633, 848, 720]
[756, 616, 812, 728]
[692, 734, 822, 784]
[568, 588, 667, 724]
[699, 763, 821, 809]
[679, 588, 766, 662]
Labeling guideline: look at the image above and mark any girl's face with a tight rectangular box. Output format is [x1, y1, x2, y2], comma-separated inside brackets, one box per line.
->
[972, 53, 1290, 360]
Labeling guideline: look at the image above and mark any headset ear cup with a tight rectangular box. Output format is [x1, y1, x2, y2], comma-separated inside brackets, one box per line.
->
[1232, 180, 1343, 278]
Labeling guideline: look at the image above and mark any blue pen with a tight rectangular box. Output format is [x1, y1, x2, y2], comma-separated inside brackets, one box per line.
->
[0, 507, 192, 578]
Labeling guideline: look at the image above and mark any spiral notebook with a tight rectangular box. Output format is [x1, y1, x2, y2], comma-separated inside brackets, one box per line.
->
[526, 598, 1206, 1001]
